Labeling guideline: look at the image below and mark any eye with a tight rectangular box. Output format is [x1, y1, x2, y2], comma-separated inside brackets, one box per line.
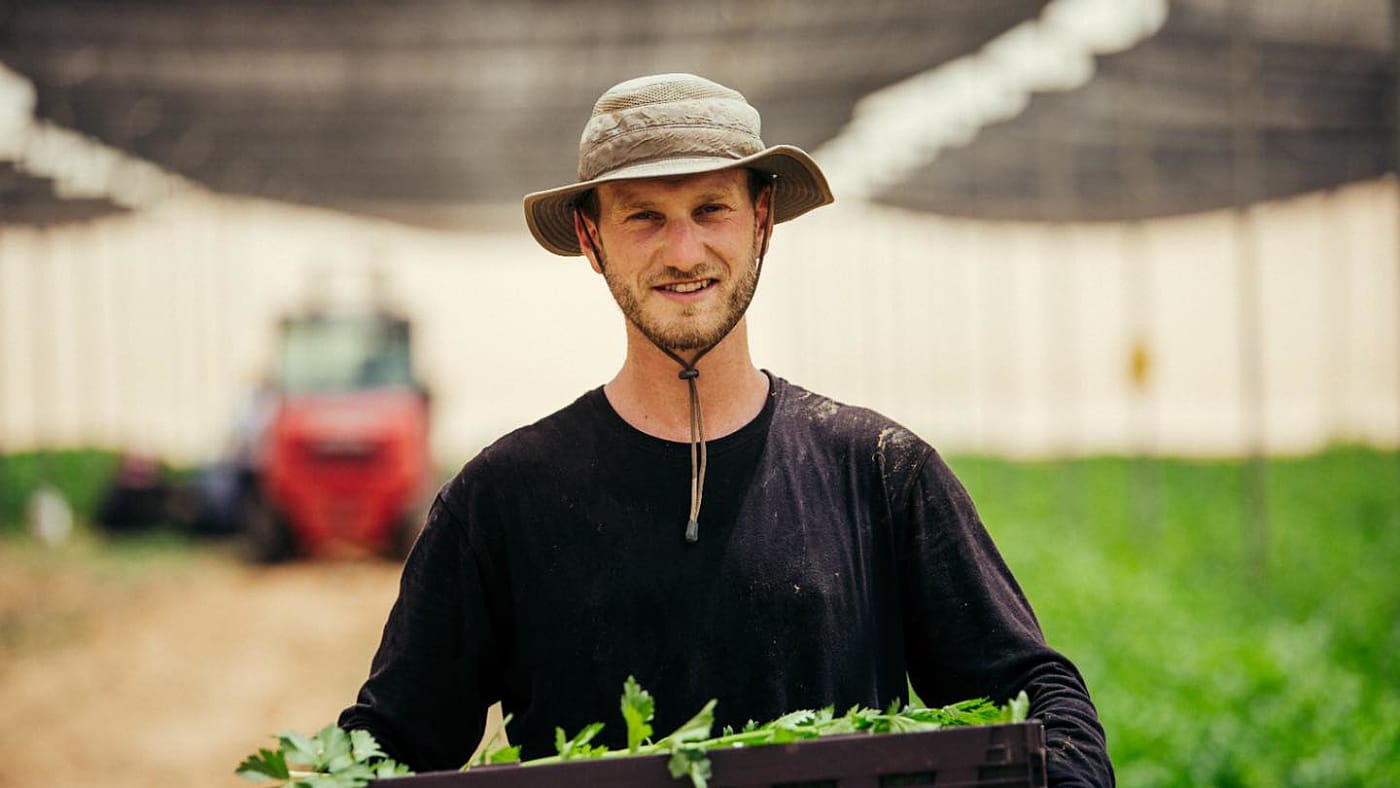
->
[627, 210, 660, 222]
[696, 204, 728, 217]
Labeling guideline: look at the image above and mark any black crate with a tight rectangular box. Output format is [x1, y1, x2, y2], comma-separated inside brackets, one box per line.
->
[384, 721, 1046, 788]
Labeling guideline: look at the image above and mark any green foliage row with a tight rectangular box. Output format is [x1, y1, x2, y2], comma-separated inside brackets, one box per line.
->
[0, 449, 123, 534]
[949, 446, 1400, 787]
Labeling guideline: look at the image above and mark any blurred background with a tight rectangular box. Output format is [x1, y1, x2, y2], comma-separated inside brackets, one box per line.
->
[1, 0, 1397, 785]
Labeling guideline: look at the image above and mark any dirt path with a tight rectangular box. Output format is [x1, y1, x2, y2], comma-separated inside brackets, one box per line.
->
[0, 543, 419, 788]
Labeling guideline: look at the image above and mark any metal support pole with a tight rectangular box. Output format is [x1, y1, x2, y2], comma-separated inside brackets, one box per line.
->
[1034, 105, 1083, 527]
[1229, 0, 1270, 576]
[1116, 55, 1163, 538]
[1391, 0, 1400, 529]
[0, 221, 8, 528]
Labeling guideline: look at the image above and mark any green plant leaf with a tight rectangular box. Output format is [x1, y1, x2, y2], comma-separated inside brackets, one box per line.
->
[766, 708, 819, 731]
[656, 699, 716, 746]
[237, 726, 411, 787]
[279, 730, 321, 767]
[236, 746, 290, 782]
[839, 705, 880, 732]
[349, 729, 385, 763]
[906, 679, 927, 709]
[315, 724, 352, 769]
[488, 746, 522, 765]
[470, 712, 515, 768]
[621, 675, 655, 753]
[556, 721, 606, 760]
[667, 743, 712, 788]
[377, 759, 414, 777]
[1005, 691, 1030, 724]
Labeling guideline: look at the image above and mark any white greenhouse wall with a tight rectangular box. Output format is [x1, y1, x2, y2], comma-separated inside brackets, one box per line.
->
[1, 178, 1397, 465]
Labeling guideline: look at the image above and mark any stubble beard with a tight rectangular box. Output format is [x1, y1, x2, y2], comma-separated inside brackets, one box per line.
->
[600, 235, 761, 354]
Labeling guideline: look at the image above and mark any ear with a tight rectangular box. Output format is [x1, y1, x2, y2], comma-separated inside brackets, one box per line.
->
[574, 210, 604, 274]
[754, 183, 776, 258]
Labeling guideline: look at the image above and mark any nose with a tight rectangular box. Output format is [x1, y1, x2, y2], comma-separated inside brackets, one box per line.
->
[662, 217, 706, 269]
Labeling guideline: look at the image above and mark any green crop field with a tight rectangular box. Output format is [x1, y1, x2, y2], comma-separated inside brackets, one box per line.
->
[951, 447, 1400, 786]
[0, 450, 122, 536]
[2, 447, 1397, 785]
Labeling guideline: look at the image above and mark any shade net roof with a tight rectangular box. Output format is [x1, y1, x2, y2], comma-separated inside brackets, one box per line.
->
[877, 0, 1397, 221]
[0, 160, 127, 225]
[0, 0, 1392, 226]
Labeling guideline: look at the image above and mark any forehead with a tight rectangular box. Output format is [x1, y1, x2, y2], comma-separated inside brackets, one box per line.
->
[597, 168, 748, 209]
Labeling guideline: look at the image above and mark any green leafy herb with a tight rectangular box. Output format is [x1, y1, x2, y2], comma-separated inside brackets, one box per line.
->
[488, 745, 523, 765]
[236, 747, 290, 783]
[463, 678, 1032, 788]
[1005, 690, 1030, 723]
[470, 712, 521, 768]
[653, 698, 716, 748]
[621, 675, 655, 753]
[235, 723, 411, 788]
[656, 699, 718, 788]
[666, 742, 712, 788]
[348, 730, 384, 764]
[553, 721, 608, 760]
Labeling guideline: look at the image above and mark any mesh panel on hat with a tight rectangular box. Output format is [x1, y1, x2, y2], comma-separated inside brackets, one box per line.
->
[593, 75, 742, 114]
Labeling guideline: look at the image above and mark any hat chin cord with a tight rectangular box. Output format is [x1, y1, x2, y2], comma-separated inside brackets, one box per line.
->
[579, 179, 776, 543]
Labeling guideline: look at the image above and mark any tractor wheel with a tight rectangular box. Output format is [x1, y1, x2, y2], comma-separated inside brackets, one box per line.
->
[241, 492, 297, 563]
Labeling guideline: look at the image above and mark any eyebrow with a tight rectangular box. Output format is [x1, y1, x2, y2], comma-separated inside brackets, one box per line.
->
[608, 190, 735, 216]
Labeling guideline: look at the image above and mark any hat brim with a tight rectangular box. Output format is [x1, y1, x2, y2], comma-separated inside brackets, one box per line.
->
[523, 144, 834, 257]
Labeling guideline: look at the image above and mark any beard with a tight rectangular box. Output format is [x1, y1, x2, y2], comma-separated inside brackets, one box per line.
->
[599, 235, 761, 353]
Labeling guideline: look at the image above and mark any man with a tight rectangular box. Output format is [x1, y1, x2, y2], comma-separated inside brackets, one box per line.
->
[340, 73, 1113, 786]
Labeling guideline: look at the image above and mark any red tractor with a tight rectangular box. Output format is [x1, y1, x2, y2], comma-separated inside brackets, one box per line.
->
[236, 309, 433, 561]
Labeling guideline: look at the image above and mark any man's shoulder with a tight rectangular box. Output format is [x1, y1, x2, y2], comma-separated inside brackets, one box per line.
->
[440, 388, 605, 494]
[771, 376, 931, 462]
[482, 388, 605, 461]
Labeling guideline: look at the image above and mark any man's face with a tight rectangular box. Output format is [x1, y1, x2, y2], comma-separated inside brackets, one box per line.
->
[578, 169, 770, 353]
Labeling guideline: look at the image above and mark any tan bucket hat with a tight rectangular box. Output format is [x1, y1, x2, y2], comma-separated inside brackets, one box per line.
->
[523, 73, 834, 256]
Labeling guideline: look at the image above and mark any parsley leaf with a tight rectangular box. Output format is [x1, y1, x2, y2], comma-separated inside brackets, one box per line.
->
[236, 747, 289, 782]
[235, 724, 411, 787]
[554, 721, 607, 760]
[667, 743, 713, 788]
[621, 674, 655, 753]
[655, 698, 716, 747]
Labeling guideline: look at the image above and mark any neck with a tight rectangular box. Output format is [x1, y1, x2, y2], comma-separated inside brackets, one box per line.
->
[604, 318, 769, 442]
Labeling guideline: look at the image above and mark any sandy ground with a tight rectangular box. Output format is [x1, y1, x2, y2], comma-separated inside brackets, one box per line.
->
[0, 539, 497, 788]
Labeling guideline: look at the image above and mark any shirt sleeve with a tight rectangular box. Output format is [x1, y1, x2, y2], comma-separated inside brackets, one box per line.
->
[337, 461, 508, 772]
[896, 449, 1114, 787]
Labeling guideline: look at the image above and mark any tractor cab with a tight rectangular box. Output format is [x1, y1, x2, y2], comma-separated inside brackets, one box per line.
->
[277, 312, 417, 395]
[242, 310, 432, 560]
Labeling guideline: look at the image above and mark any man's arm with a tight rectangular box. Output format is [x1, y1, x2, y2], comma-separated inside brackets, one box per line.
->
[896, 450, 1114, 787]
[338, 470, 506, 772]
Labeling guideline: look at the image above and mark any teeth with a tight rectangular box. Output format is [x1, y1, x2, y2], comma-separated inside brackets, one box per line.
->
[663, 280, 710, 293]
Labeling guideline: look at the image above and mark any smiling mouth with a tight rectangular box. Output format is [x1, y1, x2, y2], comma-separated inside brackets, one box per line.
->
[657, 279, 715, 294]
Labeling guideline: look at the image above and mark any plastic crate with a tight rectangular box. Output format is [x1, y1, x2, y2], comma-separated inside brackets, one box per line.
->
[384, 721, 1046, 788]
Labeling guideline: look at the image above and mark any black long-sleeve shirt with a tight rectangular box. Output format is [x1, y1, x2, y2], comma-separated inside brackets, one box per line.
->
[340, 374, 1113, 785]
